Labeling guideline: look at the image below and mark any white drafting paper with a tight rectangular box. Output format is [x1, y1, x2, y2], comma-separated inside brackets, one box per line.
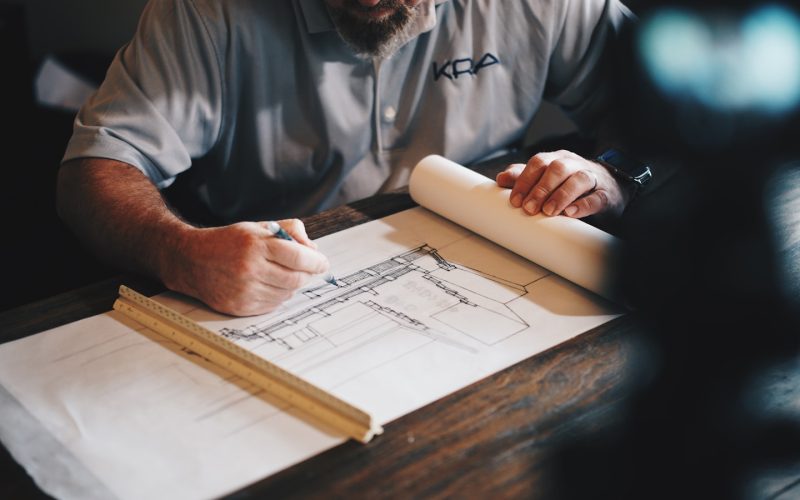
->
[0, 161, 624, 500]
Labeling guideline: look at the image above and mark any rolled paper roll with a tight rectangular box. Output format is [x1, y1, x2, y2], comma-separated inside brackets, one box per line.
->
[408, 154, 620, 302]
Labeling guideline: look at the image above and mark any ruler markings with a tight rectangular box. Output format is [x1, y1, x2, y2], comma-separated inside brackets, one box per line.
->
[113, 285, 382, 443]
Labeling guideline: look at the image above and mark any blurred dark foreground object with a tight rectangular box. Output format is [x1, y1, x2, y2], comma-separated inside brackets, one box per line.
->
[545, 2, 800, 498]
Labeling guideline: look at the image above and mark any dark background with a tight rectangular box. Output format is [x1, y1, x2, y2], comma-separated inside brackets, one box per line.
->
[0, 0, 147, 311]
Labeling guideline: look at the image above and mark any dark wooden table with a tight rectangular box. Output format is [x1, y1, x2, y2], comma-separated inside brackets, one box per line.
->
[1, 153, 798, 499]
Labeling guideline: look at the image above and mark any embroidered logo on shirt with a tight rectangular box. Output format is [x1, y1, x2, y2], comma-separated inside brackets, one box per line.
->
[432, 53, 500, 81]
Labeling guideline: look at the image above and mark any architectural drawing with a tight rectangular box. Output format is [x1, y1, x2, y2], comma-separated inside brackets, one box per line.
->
[219, 245, 536, 375]
[0, 203, 621, 500]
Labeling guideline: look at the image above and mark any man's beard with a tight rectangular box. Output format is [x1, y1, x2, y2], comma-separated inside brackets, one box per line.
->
[327, 0, 416, 59]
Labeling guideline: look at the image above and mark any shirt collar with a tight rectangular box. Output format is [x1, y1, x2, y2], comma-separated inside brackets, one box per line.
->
[298, 0, 449, 35]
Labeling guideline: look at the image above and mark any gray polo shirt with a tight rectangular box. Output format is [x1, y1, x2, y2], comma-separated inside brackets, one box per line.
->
[63, 0, 631, 223]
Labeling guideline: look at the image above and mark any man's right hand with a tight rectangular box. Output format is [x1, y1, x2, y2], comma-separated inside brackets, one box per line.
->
[57, 159, 329, 317]
[165, 219, 330, 316]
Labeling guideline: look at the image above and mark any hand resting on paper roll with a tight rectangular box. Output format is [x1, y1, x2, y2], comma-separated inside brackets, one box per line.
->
[496, 150, 633, 219]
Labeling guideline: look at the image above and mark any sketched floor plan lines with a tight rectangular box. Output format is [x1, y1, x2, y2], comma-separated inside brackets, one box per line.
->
[218, 244, 533, 378]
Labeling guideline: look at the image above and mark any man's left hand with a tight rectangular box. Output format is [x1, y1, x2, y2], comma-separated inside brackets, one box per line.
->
[496, 149, 630, 218]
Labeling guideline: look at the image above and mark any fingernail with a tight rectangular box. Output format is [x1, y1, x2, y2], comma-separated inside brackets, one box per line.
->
[524, 200, 536, 214]
[511, 194, 522, 207]
[564, 205, 577, 217]
[543, 201, 556, 216]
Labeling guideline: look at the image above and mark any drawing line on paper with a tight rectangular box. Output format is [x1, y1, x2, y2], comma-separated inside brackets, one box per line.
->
[111, 242, 546, 438]
[218, 244, 537, 377]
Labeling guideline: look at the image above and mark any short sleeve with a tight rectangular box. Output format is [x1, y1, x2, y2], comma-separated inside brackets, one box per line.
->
[544, 0, 633, 134]
[62, 0, 223, 188]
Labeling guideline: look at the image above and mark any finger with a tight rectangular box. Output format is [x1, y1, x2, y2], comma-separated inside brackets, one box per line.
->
[258, 261, 316, 291]
[221, 283, 295, 316]
[265, 237, 330, 274]
[509, 156, 549, 207]
[520, 158, 571, 215]
[245, 284, 295, 315]
[563, 190, 611, 218]
[278, 218, 317, 248]
[496, 163, 525, 188]
[541, 169, 597, 216]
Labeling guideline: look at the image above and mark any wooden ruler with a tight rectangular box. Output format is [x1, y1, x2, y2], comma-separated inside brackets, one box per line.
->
[113, 285, 383, 443]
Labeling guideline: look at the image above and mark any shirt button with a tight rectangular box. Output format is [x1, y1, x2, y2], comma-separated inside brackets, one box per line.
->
[383, 105, 397, 123]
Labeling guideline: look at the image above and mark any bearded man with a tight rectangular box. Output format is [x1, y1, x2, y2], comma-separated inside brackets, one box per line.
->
[57, 0, 635, 316]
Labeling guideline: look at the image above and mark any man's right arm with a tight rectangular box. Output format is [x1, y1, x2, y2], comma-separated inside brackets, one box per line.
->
[57, 158, 330, 316]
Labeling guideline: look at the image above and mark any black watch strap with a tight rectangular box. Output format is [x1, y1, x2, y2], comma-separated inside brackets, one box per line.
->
[595, 148, 653, 192]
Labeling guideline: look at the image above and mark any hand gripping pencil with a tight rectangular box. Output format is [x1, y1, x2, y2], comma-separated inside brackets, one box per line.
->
[265, 221, 338, 286]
